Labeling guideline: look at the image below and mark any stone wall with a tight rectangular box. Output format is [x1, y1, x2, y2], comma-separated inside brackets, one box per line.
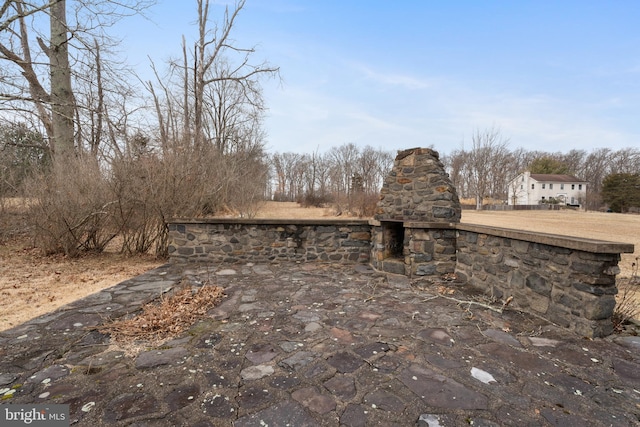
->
[168, 219, 371, 264]
[168, 218, 634, 338]
[455, 224, 633, 337]
[165, 146, 635, 337]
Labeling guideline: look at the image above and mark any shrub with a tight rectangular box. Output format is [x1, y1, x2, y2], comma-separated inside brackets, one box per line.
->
[25, 157, 117, 257]
[613, 257, 640, 333]
[353, 192, 379, 217]
[110, 147, 225, 257]
[110, 144, 270, 255]
[22, 141, 270, 257]
[300, 192, 333, 208]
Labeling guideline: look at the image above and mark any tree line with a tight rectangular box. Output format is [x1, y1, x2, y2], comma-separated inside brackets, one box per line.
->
[268, 130, 640, 215]
[269, 144, 393, 216]
[442, 128, 640, 211]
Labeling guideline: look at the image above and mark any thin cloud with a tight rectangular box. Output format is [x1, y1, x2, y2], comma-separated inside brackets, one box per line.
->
[354, 63, 435, 90]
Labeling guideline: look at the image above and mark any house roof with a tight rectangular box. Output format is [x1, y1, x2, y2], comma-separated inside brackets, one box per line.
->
[529, 174, 586, 183]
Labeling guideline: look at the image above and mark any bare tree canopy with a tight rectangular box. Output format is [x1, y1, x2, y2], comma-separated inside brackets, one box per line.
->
[0, 0, 155, 160]
[269, 143, 393, 216]
[466, 127, 511, 209]
[146, 0, 279, 154]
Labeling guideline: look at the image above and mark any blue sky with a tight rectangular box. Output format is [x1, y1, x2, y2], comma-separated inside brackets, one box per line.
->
[117, 1, 640, 156]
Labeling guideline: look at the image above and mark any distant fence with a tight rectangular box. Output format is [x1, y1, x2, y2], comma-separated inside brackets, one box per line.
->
[461, 204, 564, 211]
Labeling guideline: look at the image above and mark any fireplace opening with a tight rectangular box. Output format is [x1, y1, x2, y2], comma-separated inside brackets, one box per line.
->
[383, 221, 405, 259]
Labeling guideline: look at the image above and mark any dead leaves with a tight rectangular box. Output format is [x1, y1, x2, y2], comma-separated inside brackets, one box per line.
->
[100, 283, 225, 343]
[437, 285, 456, 295]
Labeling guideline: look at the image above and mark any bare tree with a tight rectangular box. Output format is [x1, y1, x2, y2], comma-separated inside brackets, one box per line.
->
[205, 60, 266, 154]
[582, 148, 612, 210]
[561, 149, 587, 176]
[356, 146, 392, 195]
[269, 144, 392, 214]
[49, 0, 75, 158]
[0, 0, 58, 32]
[328, 143, 359, 207]
[1, 0, 154, 160]
[271, 152, 303, 201]
[609, 148, 640, 175]
[130, 0, 280, 232]
[467, 127, 510, 209]
[190, 0, 279, 148]
[442, 149, 470, 199]
[0, 1, 54, 141]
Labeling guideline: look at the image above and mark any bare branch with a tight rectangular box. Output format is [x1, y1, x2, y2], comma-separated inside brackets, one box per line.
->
[0, 0, 62, 33]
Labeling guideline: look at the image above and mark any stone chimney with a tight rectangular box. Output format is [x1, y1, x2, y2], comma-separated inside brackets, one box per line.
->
[375, 147, 461, 222]
[371, 148, 461, 276]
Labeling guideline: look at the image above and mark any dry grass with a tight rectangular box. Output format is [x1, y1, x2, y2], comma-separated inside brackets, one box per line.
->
[252, 201, 346, 219]
[612, 258, 640, 331]
[99, 281, 224, 345]
[0, 236, 163, 331]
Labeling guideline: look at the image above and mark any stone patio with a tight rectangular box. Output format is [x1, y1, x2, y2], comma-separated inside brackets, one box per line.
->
[1, 261, 639, 426]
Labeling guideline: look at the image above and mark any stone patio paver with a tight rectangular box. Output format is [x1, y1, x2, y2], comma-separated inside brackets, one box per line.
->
[1, 261, 639, 426]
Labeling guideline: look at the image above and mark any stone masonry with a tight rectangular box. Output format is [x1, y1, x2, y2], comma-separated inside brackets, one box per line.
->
[456, 223, 632, 337]
[168, 219, 371, 264]
[169, 219, 633, 337]
[371, 147, 461, 277]
[374, 147, 461, 222]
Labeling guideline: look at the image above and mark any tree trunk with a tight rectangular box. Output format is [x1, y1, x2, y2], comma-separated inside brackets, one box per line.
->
[49, 0, 75, 159]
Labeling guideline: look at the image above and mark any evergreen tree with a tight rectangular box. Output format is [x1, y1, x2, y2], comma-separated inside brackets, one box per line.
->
[529, 156, 570, 174]
[601, 173, 640, 213]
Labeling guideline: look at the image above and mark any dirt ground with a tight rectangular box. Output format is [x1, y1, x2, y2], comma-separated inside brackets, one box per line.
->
[0, 239, 163, 332]
[0, 201, 638, 331]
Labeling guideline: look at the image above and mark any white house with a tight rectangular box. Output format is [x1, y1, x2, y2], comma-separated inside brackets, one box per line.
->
[508, 172, 587, 206]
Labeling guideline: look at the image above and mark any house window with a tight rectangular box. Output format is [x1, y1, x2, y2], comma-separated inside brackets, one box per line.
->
[541, 196, 545, 201]
[531, 184, 535, 189]
[560, 184, 564, 190]
[549, 183, 553, 190]
[520, 184, 523, 190]
[579, 184, 582, 190]
[542, 184, 546, 189]
[571, 184, 575, 190]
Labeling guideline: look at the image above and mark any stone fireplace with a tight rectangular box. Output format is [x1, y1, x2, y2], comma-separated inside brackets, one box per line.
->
[371, 148, 461, 277]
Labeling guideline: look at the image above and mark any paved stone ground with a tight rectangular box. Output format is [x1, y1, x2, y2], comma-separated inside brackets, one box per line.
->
[1, 262, 639, 426]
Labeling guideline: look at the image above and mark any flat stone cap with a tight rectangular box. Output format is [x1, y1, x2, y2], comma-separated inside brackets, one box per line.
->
[457, 223, 634, 254]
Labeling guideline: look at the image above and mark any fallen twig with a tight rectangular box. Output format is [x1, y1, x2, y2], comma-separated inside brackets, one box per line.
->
[436, 293, 507, 314]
